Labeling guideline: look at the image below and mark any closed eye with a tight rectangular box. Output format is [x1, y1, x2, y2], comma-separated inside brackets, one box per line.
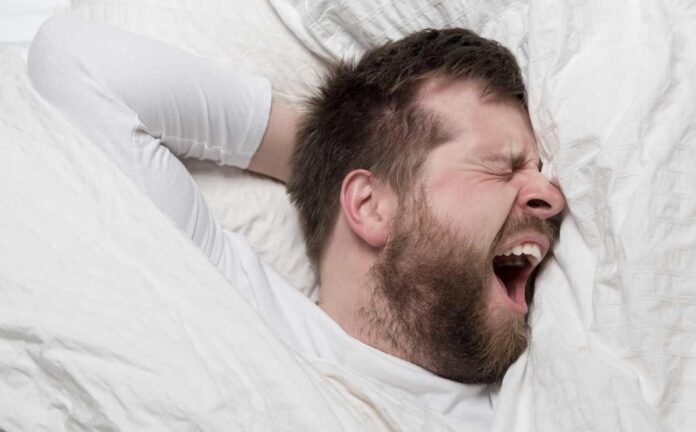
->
[495, 170, 515, 181]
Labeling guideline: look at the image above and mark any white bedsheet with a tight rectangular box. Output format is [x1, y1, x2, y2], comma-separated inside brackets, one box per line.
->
[3, 0, 696, 430]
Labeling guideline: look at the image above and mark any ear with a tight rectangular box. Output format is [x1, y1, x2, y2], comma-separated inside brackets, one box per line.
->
[340, 169, 397, 249]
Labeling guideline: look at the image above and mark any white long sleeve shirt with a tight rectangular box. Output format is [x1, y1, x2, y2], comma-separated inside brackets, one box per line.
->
[28, 15, 495, 431]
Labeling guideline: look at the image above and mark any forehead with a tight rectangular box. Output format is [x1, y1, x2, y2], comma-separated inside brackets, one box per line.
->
[416, 78, 538, 162]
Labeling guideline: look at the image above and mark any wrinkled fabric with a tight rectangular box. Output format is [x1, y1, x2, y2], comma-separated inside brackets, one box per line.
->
[3, 0, 696, 430]
[270, 0, 696, 430]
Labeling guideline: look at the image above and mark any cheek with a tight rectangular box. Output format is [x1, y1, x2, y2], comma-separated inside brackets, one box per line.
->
[475, 189, 517, 222]
[427, 181, 517, 244]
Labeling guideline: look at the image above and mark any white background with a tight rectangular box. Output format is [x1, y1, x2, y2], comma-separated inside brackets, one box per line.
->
[0, 0, 68, 47]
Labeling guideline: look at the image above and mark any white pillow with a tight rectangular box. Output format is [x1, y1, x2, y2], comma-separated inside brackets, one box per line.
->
[267, 0, 530, 64]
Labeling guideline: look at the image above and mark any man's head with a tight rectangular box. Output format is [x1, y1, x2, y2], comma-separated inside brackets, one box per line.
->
[287, 28, 565, 383]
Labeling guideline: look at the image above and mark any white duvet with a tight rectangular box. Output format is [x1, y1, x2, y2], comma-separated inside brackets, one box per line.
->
[2, 0, 696, 430]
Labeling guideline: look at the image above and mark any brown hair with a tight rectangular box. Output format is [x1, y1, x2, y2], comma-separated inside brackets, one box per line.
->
[287, 28, 526, 267]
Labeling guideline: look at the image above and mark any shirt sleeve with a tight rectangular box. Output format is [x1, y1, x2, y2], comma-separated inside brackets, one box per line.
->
[27, 15, 272, 302]
[28, 15, 272, 168]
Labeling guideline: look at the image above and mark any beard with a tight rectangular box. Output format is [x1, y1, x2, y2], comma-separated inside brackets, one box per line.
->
[364, 191, 557, 384]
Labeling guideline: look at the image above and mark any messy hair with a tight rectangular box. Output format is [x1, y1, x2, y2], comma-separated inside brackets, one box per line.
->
[287, 28, 526, 267]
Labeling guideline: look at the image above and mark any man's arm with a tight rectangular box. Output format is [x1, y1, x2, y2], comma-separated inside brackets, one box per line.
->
[27, 15, 294, 290]
[249, 102, 298, 183]
[29, 15, 296, 181]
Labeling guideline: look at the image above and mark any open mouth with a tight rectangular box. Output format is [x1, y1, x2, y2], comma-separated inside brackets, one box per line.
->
[492, 243, 542, 313]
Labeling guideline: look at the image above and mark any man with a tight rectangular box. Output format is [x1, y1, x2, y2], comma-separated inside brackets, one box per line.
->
[29, 14, 564, 427]
[287, 30, 565, 384]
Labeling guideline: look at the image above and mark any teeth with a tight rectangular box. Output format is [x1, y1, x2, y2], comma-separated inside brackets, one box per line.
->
[497, 242, 542, 266]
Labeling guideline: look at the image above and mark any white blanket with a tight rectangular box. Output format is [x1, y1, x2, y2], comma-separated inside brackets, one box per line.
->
[3, 0, 696, 430]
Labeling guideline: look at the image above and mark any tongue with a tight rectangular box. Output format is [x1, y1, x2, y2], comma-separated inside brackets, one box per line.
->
[496, 265, 525, 306]
[497, 267, 518, 295]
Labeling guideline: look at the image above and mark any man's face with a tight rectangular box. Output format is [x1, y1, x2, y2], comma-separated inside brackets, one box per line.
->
[368, 79, 565, 383]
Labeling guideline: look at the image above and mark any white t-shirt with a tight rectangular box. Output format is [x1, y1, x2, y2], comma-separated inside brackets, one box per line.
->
[28, 15, 495, 430]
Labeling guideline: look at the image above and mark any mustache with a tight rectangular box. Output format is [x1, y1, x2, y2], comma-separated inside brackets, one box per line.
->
[492, 213, 560, 251]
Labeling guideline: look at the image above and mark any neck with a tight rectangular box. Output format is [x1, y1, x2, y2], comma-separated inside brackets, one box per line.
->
[317, 256, 371, 339]
[318, 252, 412, 362]
[317, 216, 417, 362]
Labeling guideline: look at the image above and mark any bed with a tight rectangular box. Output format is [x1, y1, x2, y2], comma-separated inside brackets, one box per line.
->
[1, 0, 695, 430]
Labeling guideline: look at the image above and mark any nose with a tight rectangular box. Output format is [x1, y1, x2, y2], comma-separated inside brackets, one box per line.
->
[517, 172, 565, 220]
